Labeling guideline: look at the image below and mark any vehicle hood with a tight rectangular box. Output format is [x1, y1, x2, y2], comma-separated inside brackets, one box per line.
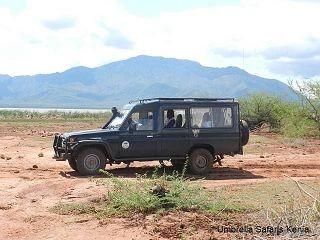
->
[61, 128, 118, 140]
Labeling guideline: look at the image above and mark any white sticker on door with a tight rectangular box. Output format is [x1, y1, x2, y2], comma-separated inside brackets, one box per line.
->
[122, 141, 130, 149]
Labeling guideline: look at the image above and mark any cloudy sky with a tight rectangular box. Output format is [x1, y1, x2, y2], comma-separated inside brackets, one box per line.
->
[0, 0, 319, 82]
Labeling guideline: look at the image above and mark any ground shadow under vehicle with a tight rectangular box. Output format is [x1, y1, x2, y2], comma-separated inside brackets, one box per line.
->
[62, 164, 264, 181]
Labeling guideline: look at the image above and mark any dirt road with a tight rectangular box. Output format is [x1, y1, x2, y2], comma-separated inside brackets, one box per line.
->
[0, 122, 319, 239]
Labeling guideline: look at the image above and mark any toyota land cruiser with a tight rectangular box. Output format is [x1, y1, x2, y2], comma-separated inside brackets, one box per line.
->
[53, 98, 249, 175]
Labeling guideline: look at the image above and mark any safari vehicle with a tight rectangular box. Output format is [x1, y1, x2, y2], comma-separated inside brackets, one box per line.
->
[53, 98, 249, 175]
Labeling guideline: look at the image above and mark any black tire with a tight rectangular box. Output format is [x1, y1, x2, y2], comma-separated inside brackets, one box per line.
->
[76, 148, 107, 176]
[188, 148, 214, 175]
[171, 159, 187, 170]
[68, 157, 78, 171]
[240, 120, 250, 146]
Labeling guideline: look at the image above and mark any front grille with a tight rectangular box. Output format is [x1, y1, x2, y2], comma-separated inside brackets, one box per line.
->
[53, 135, 66, 158]
[61, 138, 66, 148]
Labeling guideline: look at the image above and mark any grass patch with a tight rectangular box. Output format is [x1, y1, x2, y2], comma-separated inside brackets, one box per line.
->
[212, 179, 320, 237]
[95, 168, 243, 217]
[282, 138, 308, 148]
[213, 179, 320, 211]
[52, 167, 244, 218]
[51, 202, 96, 215]
[248, 135, 271, 144]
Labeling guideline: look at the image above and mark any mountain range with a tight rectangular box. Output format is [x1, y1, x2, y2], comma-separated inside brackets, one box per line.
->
[0, 55, 295, 108]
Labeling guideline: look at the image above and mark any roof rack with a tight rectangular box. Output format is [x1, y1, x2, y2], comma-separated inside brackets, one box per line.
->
[129, 97, 235, 104]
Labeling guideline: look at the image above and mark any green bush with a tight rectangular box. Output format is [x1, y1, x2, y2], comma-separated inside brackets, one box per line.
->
[291, 79, 320, 135]
[239, 93, 319, 137]
[239, 93, 291, 130]
[280, 107, 316, 138]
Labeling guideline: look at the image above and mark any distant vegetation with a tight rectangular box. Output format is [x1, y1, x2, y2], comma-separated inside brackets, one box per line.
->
[0, 110, 111, 121]
[240, 79, 320, 138]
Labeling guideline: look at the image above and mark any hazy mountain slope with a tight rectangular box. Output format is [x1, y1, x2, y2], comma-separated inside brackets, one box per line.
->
[0, 55, 295, 108]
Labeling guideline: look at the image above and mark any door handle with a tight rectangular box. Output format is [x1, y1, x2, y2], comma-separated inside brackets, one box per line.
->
[147, 135, 153, 138]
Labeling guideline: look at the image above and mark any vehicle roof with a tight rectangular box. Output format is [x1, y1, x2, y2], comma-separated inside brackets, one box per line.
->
[128, 98, 238, 108]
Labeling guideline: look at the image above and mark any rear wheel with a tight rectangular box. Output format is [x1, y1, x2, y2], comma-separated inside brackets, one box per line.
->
[188, 148, 214, 175]
[76, 148, 107, 175]
[67, 157, 78, 171]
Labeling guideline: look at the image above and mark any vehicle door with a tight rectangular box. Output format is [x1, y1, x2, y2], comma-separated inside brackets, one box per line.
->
[117, 109, 157, 159]
[158, 107, 190, 157]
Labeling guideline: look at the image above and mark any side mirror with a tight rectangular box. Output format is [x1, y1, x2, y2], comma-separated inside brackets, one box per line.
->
[111, 107, 118, 117]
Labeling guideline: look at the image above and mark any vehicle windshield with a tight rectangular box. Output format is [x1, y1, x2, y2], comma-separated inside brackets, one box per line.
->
[106, 109, 130, 130]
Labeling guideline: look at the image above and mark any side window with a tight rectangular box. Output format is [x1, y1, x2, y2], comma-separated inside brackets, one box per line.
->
[163, 109, 187, 129]
[191, 107, 233, 128]
[127, 111, 154, 131]
[190, 108, 210, 128]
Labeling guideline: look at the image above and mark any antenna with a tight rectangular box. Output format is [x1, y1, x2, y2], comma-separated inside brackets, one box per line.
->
[242, 47, 244, 70]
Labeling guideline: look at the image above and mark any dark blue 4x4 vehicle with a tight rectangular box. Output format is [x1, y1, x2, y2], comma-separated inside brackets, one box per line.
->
[53, 98, 249, 175]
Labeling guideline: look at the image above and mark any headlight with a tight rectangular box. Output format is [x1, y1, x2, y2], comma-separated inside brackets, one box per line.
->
[61, 138, 66, 147]
[68, 137, 77, 143]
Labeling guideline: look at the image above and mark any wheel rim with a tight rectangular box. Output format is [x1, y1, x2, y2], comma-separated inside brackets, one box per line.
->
[195, 155, 208, 169]
[84, 154, 100, 170]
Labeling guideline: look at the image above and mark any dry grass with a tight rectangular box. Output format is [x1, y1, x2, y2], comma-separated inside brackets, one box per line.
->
[212, 178, 320, 239]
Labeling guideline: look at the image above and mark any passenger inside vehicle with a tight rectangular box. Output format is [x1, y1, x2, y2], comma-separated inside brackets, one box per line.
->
[136, 112, 153, 130]
[201, 112, 213, 128]
[164, 109, 175, 128]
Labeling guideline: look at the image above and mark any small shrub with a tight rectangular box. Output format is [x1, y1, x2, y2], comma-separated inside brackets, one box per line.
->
[97, 168, 243, 217]
[0, 154, 5, 159]
[38, 152, 44, 157]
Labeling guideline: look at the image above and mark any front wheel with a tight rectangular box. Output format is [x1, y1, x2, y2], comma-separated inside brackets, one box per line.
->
[188, 148, 214, 175]
[76, 148, 107, 175]
[68, 157, 78, 171]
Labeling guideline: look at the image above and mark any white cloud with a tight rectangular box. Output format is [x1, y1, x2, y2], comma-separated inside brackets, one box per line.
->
[0, 0, 319, 80]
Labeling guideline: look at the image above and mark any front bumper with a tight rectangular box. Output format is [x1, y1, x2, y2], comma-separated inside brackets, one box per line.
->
[53, 135, 69, 161]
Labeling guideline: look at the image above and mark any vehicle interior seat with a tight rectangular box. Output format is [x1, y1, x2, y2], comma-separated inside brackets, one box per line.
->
[175, 114, 183, 128]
